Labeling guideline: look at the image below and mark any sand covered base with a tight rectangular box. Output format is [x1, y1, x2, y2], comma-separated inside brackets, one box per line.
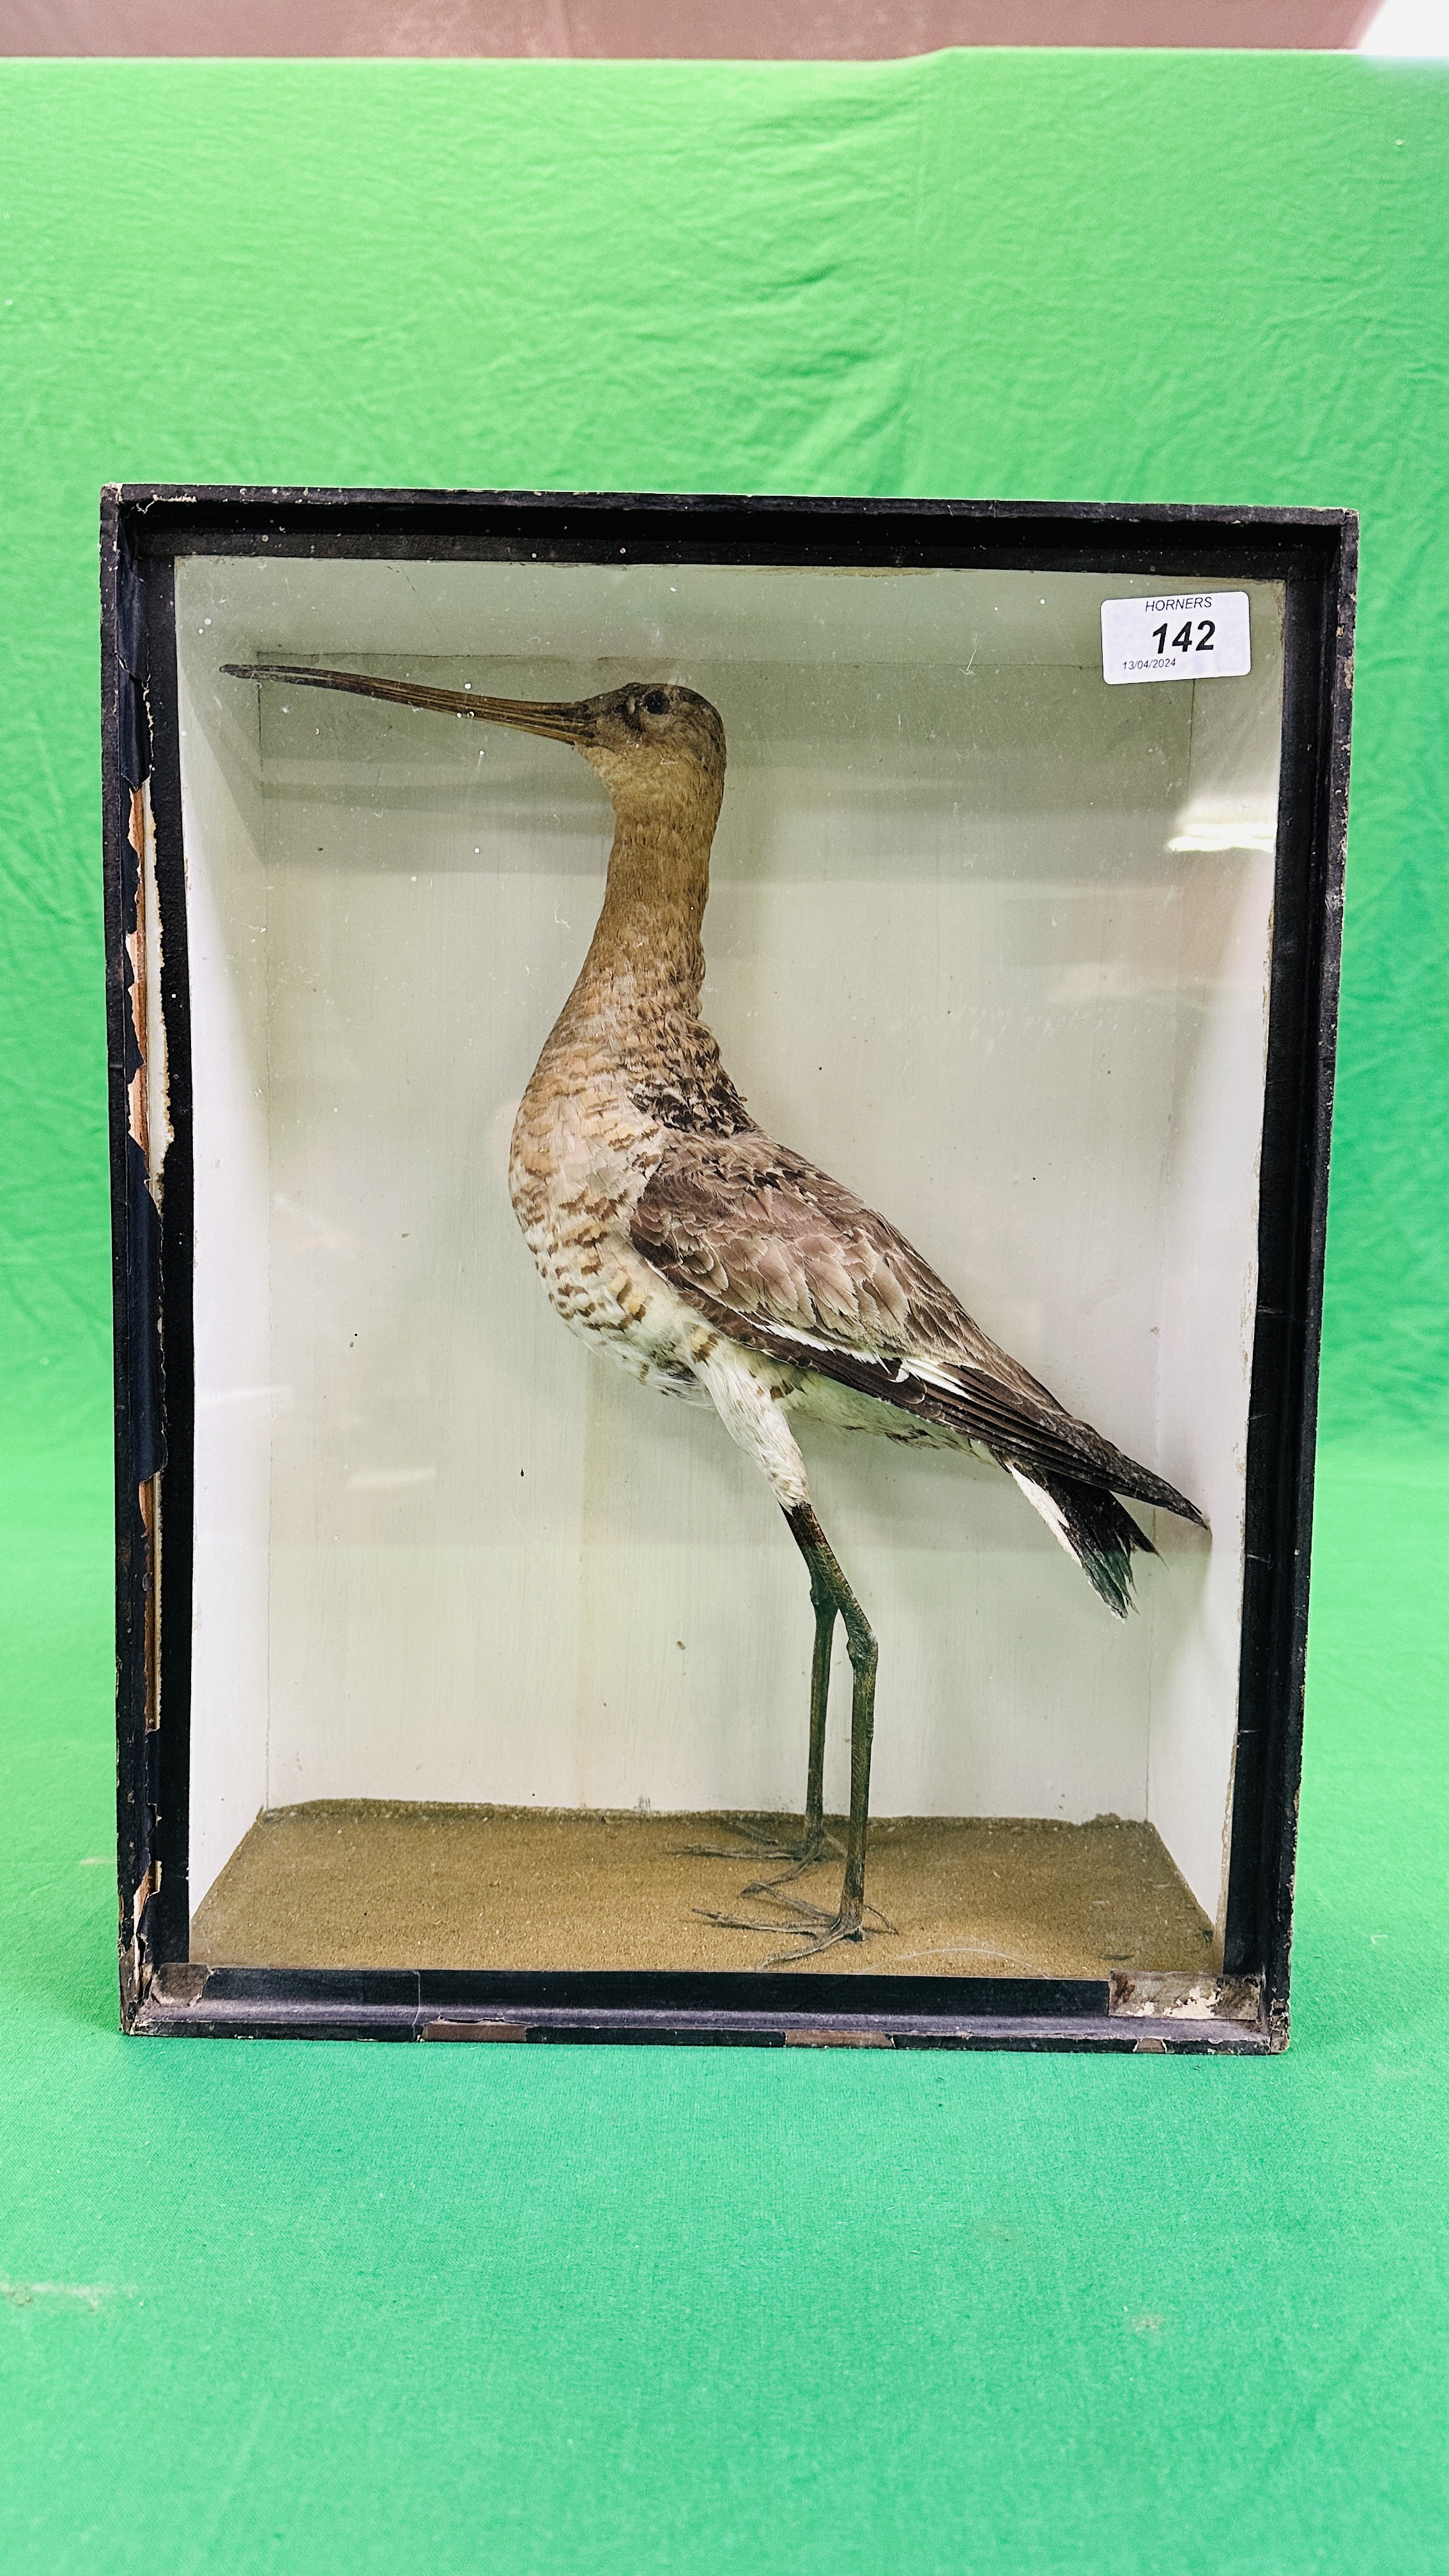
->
[192, 1801, 1216, 1980]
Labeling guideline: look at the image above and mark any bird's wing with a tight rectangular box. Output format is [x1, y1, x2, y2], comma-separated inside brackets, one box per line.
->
[630, 1129, 1204, 1522]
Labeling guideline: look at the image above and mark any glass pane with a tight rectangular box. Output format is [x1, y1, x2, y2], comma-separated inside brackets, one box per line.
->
[174, 552, 1282, 1981]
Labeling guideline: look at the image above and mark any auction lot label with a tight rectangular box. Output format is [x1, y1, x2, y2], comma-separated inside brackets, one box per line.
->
[1101, 590, 1251, 686]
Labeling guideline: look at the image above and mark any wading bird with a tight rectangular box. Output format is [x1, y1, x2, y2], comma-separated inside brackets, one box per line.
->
[225, 661, 1207, 1963]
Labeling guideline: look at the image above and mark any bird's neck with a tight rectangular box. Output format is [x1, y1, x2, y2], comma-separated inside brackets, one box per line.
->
[572, 804, 716, 1022]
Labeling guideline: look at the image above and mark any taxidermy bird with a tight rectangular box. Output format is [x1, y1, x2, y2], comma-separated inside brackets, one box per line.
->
[225, 661, 1208, 1963]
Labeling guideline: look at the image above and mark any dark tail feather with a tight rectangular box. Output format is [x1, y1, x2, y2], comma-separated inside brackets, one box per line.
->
[1015, 1469, 1158, 1618]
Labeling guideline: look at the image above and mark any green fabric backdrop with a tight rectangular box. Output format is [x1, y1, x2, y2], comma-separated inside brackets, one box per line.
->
[1, 54, 1445, 2573]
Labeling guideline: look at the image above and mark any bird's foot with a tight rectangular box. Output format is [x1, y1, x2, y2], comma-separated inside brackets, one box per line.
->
[687, 1820, 893, 1963]
[695, 1884, 896, 1970]
[678, 1816, 842, 1878]
[752, 1911, 898, 1971]
[702, 1878, 841, 1927]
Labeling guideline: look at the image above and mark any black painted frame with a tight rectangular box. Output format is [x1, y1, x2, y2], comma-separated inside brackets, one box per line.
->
[102, 484, 1356, 2054]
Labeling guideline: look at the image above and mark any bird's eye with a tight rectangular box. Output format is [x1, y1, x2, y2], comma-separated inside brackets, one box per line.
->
[641, 689, 670, 717]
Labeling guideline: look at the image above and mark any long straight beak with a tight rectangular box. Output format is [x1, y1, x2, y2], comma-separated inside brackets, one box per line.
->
[221, 663, 598, 743]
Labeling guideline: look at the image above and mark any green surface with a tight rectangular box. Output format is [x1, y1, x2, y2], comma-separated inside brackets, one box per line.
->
[2, 52, 1446, 2573]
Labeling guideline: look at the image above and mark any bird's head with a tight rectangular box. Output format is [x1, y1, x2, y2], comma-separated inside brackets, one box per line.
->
[562, 682, 726, 822]
[494, 681, 727, 838]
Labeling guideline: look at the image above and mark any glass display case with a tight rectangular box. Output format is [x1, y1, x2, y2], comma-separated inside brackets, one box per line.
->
[103, 488, 1354, 2051]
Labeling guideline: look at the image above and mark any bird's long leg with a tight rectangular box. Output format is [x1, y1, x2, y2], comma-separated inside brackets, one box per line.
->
[781, 1504, 887, 1949]
[680, 1541, 840, 1881]
[799, 1552, 836, 1860]
[687, 1551, 842, 1892]
[697, 1503, 894, 1963]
